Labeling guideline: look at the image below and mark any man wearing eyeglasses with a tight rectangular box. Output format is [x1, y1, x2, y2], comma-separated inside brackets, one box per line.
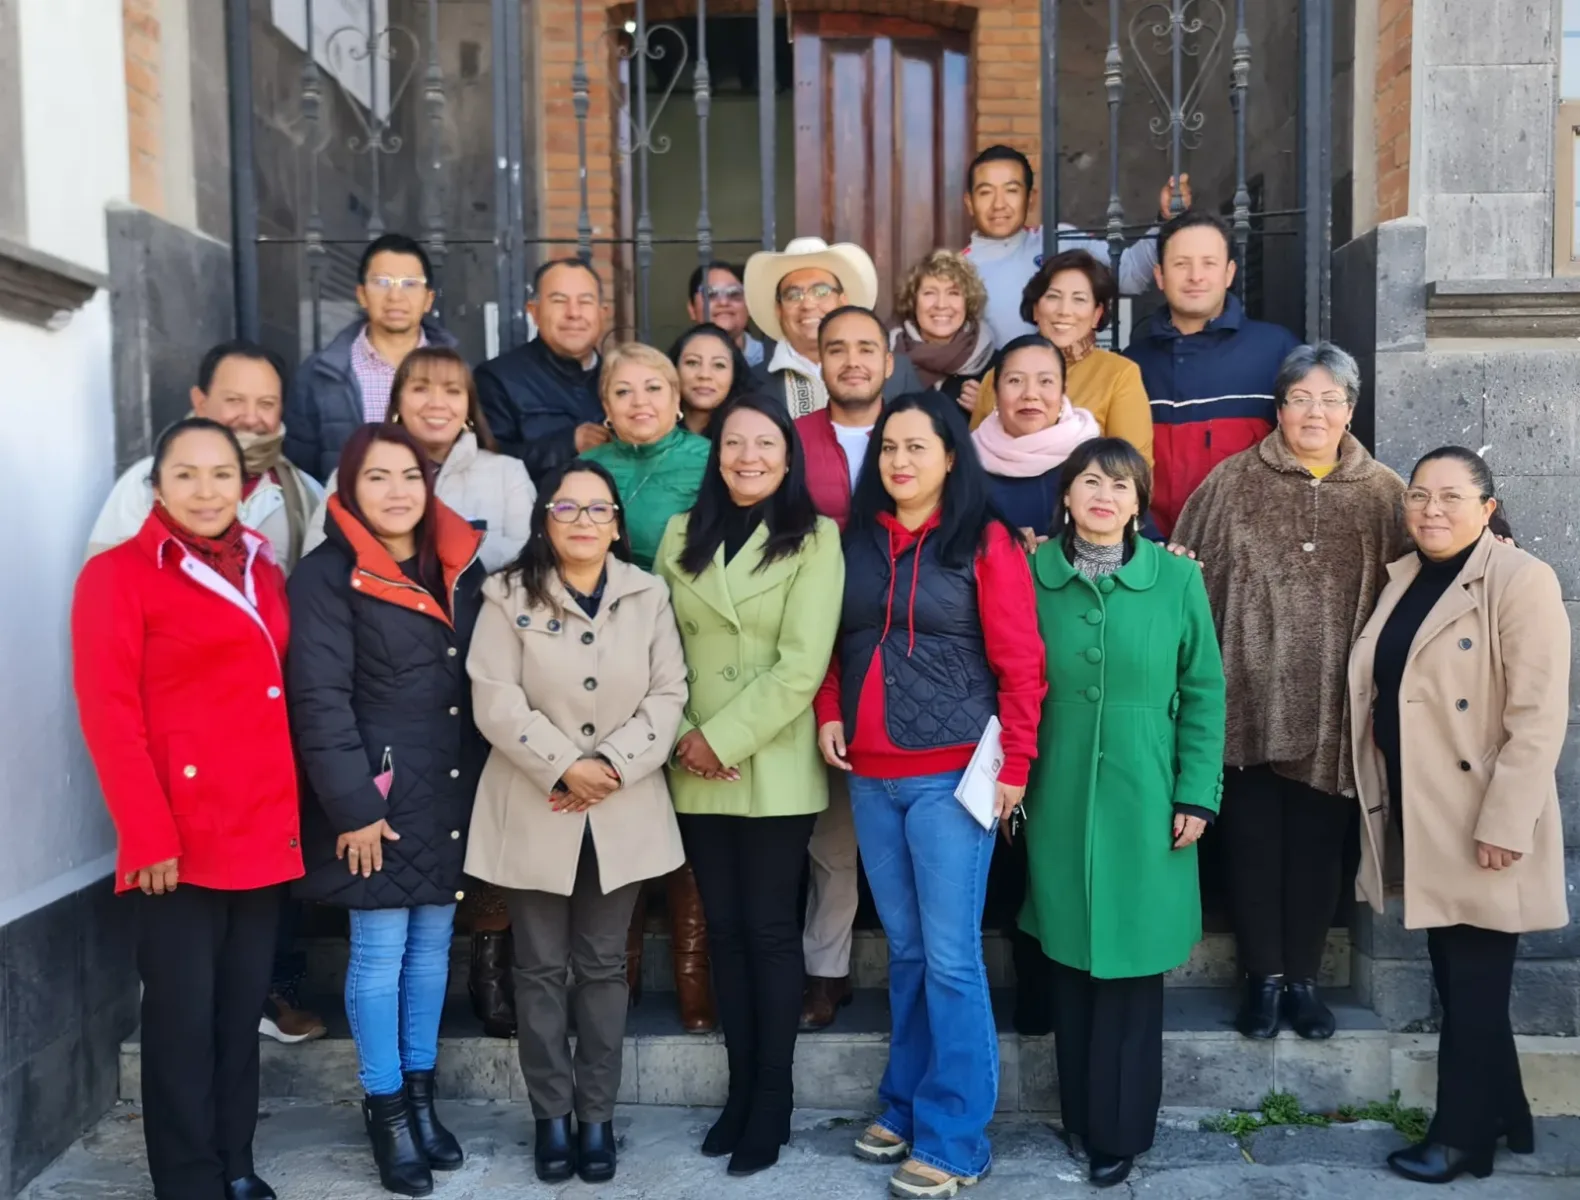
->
[283, 233, 457, 482]
[743, 238, 923, 418]
[686, 262, 765, 367]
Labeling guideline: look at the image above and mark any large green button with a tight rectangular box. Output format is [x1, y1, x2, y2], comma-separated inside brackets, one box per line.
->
[1085, 686, 1101, 702]
[1085, 609, 1103, 625]
[684, 620, 699, 635]
[1098, 577, 1116, 594]
[1084, 647, 1102, 664]
[722, 665, 739, 681]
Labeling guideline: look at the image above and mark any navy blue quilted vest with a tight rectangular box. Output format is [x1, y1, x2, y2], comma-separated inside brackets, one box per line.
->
[838, 523, 995, 751]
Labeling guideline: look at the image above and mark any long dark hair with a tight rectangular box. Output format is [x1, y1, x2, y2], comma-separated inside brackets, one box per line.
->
[667, 323, 752, 434]
[334, 423, 447, 601]
[1410, 445, 1515, 542]
[1054, 437, 1153, 554]
[678, 392, 819, 576]
[503, 460, 632, 611]
[848, 390, 1010, 568]
[387, 346, 498, 452]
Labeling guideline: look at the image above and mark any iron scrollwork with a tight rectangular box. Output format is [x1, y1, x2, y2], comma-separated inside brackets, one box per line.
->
[1127, 0, 1227, 153]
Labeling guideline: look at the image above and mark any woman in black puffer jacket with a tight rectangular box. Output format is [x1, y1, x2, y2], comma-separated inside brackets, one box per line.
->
[288, 424, 486, 1198]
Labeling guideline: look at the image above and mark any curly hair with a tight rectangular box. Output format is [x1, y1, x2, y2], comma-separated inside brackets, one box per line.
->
[893, 249, 987, 330]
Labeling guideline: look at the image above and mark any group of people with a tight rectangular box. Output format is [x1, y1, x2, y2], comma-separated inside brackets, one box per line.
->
[71, 141, 1569, 1200]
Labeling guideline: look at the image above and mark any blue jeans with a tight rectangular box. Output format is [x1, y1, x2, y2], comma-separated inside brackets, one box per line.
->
[849, 770, 997, 1178]
[346, 905, 456, 1097]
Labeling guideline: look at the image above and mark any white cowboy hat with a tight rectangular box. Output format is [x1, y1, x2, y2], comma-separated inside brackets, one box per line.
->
[744, 236, 880, 345]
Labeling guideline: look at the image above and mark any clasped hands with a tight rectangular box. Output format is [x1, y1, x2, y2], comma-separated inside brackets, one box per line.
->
[554, 756, 623, 812]
[674, 729, 740, 782]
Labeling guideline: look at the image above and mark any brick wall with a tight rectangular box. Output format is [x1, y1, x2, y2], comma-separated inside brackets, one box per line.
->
[123, 0, 164, 215]
[534, 0, 1043, 295]
[1374, 0, 1411, 222]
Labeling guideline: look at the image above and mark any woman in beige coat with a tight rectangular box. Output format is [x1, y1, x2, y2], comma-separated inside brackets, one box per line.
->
[1348, 446, 1569, 1185]
[465, 459, 687, 1187]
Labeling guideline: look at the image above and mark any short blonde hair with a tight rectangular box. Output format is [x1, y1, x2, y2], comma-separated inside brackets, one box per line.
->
[599, 341, 681, 407]
[893, 249, 988, 329]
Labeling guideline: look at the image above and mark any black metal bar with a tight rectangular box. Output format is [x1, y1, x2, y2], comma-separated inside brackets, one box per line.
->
[422, 0, 447, 304]
[491, 0, 514, 352]
[634, 0, 653, 342]
[573, 0, 593, 261]
[757, 0, 775, 251]
[1169, 0, 1183, 212]
[364, 0, 384, 238]
[503, 0, 528, 347]
[696, 0, 712, 322]
[225, 0, 259, 341]
[1230, 0, 1250, 293]
[302, 0, 325, 352]
[1300, 0, 1331, 341]
[1040, 0, 1059, 260]
[1104, 0, 1124, 268]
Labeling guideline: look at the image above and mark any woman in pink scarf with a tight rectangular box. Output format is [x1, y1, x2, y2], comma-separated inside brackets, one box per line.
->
[973, 334, 1101, 541]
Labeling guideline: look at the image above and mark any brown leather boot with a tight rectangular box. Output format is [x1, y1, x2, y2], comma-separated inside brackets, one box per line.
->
[468, 931, 516, 1039]
[626, 885, 647, 1008]
[667, 865, 716, 1033]
[799, 974, 853, 1031]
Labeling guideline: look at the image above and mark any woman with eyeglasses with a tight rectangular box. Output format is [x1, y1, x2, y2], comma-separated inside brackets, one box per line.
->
[1170, 343, 1408, 1043]
[669, 323, 753, 437]
[1349, 447, 1567, 1185]
[465, 461, 689, 1185]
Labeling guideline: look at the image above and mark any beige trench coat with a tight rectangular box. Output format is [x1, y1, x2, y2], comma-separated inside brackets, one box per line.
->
[1347, 533, 1570, 933]
[464, 558, 688, 895]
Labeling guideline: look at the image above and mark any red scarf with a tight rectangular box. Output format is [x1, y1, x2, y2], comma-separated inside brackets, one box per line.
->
[154, 504, 251, 595]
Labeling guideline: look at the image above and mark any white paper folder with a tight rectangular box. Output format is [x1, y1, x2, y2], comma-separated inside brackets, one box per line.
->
[953, 715, 1003, 831]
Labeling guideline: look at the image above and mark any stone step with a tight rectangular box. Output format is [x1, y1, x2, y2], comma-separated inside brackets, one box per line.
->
[123, 987, 1400, 1114]
[299, 927, 1352, 1000]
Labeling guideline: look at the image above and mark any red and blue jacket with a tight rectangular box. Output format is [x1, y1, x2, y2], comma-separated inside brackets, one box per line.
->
[1124, 293, 1302, 537]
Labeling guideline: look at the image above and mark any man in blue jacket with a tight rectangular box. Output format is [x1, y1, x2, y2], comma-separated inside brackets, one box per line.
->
[1125, 211, 1301, 537]
[283, 233, 457, 482]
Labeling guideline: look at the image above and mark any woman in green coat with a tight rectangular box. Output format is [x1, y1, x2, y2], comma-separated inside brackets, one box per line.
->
[581, 341, 712, 570]
[655, 393, 843, 1177]
[1021, 437, 1226, 1189]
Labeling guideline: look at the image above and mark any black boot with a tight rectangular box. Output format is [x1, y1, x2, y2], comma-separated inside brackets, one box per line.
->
[727, 1091, 791, 1177]
[578, 1119, 617, 1184]
[1387, 1141, 1495, 1183]
[701, 1089, 753, 1157]
[362, 1092, 434, 1198]
[534, 1115, 576, 1183]
[1281, 979, 1336, 1040]
[469, 931, 516, 1038]
[1088, 1151, 1134, 1188]
[1235, 975, 1283, 1039]
[224, 1177, 276, 1200]
[403, 1070, 463, 1170]
[1011, 929, 1054, 1037]
[1500, 1111, 1536, 1155]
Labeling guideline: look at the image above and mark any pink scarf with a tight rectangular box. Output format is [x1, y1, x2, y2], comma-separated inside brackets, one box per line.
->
[971, 397, 1101, 478]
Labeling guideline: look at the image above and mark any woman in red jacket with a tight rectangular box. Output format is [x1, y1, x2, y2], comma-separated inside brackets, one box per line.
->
[816, 391, 1046, 1200]
[73, 417, 303, 1200]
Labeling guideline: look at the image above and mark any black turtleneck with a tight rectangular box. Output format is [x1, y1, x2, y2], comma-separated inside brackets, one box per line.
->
[1371, 539, 1479, 818]
[722, 504, 764, 564]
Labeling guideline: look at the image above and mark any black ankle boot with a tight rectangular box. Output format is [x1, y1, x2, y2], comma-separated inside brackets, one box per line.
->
[224, 1176, 276, 1200]
[362, 1092, 434, 1198]
[1500, 1111, 1536, 1155]
[701, 1090, 753, 1157]
[1235, 975, 1283, 1039]
[1387, 1141, 1495, 1183]
[403, 1070, 463, 1170]
[468, 931, 516, 1038]
[1281, 979, 1336, 1040]
[727, 1093, 791, 1177]
[578, 1120, 617, 1183]
[1088, 1151, 1134, 1188]
[534, 1115, 576, 1183]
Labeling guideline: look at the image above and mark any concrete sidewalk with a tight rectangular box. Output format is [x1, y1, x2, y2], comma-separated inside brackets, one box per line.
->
[19, 1102, 1580, 1199]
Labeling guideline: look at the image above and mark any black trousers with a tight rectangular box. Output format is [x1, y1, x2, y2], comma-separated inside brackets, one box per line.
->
[983, 829, 1053, 1030]
[1218, 764, 1352, 979]
[679, 813, 816, 1110]
[1428, 924, 1529, 1149]
[136, 884, 281, 1200]
[1047, 959, 1164, 1159]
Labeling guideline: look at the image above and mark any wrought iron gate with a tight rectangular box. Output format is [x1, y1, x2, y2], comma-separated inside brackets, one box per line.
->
[226, 0, 1332, 364]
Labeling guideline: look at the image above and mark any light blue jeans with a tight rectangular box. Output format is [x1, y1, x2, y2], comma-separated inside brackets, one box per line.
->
[346, 904, 456, 1097]
[849, 769, 998, 1179]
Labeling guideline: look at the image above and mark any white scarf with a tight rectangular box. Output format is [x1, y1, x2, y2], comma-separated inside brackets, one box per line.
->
[768, 340, 829, 417]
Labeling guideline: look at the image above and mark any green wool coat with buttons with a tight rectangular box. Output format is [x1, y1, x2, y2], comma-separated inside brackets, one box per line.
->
[656, 512, 844, 817]
[581, 427, 712, 571]
[1019, 536, 1228, 979]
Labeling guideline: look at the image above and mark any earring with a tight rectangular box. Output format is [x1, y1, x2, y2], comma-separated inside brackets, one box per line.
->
[465, 418, 475, 431]
[603, 418, 613, 430]
[1132, 515, 1140, 534]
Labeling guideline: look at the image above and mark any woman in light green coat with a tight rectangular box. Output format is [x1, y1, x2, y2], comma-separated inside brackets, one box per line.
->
[1021, 437, 1225, 1189]
[654, 394, 842, 1177]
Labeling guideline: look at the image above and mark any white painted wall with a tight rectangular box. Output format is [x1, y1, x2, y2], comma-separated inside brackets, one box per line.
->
[0, 0, 128, 917]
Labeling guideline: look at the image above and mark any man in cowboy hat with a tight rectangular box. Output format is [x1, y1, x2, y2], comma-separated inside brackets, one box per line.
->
[746, 237, 923, 417]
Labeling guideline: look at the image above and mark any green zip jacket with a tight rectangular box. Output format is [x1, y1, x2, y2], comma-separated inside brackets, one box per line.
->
[581, 427, 711, 570]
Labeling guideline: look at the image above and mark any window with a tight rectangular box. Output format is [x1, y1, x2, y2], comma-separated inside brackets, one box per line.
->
[1555, 1, 1580, 274]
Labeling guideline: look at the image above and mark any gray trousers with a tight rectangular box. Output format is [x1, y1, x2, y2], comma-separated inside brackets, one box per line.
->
[506, 832, 642, 1121]
[803, 769, 859, 977]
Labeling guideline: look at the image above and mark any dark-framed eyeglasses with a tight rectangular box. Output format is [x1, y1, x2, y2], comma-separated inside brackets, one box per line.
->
[546, 500, 620, 525]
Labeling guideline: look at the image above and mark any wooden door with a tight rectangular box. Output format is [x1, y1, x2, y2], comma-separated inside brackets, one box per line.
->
[793, 14, 971, 320]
